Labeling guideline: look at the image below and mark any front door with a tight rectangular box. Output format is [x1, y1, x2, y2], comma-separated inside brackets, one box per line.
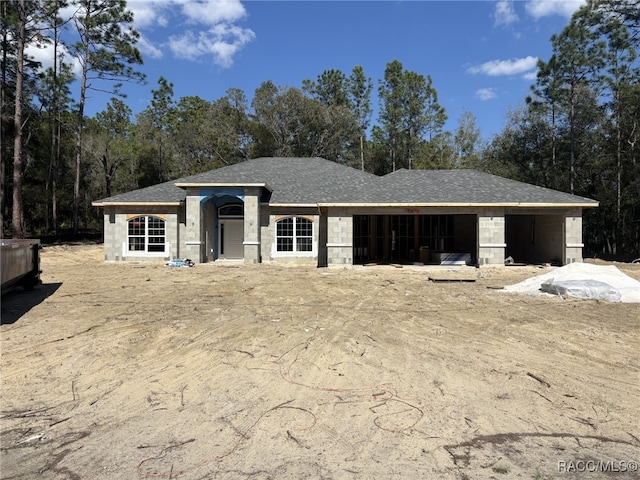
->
[219, 219, 244, 259]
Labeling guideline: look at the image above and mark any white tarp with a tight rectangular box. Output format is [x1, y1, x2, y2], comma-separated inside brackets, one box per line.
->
[503, 262, 640, 303]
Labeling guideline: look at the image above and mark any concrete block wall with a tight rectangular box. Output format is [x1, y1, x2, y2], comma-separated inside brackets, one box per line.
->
[261, 207, 319, 264]
[243, 187, 261, 264]
[565, 211, 583, 264]
[103, 209, 119, 261]
[326, 209, 353, 265]
[183, 189, 203, 261]
[103, 206, 180, 261]
[478, 211, 505, 266]
[201, 201, 215, 262]
[260, 208, 273, 262]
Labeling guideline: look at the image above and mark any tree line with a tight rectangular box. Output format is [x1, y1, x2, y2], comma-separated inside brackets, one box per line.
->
[2, 0, 639, 257]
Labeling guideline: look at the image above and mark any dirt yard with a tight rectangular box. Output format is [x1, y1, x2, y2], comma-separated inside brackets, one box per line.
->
[1, 244, 639, 480]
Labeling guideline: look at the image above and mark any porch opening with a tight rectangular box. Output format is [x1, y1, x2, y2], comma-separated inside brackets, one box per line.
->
[353, 214, 476, 265]
[505, 214, 564, 265]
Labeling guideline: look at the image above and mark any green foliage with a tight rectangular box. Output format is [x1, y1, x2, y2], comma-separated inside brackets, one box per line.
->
[250, 80, 359, 165]
[454, 111, 483, 168]
[304, 66, 373, 169]
[68, 0, 144, 90]
[377, 60, 448, 172]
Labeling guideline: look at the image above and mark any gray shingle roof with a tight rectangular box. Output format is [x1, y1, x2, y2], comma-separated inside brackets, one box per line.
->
[378, 169, 597, 205]
[93, 157, 598, 207]
[93, 178, 187, 204]
[175, 157, 381, 204]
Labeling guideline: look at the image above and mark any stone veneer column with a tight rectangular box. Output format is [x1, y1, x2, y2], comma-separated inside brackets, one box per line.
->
[477, 212, 506, 266]
[326, 210, 353, 265]
[564, 210, 583, 264]
[243, 187, 261, 264]
[183, 190, 203, 261]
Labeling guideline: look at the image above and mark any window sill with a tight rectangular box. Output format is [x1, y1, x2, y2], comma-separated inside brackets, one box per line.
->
[272, 250, 317, 258]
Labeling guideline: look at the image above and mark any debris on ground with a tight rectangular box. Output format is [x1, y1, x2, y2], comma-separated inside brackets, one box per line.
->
[165, 258, 195, 267]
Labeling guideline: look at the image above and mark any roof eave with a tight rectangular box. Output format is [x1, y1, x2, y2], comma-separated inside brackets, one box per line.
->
[174, 182, 273, 192]
[515, 202, 599, 208]
[268, 203, 319, 208]
[314, 202, 600, 208]
[92, 201, 184, 207]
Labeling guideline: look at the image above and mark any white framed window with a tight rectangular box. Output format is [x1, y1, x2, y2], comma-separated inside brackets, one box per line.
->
[127, 216, 166, 253]
[276, 217, 313, 253]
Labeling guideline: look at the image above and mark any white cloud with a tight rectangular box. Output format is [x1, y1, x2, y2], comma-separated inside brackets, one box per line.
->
[168, 24, 255, 67]
[137, 35, 164, 60]
[129, 0, 255, 68]
[522, 70, 538, 81]
[129, 0, 247, 29]
[179, 0, 248, 25]
[494, 0, 519, 26]
[25, 42, 82, 79]
[476, 88, 498, 100]
[468, 56, 538, 76]
[128, 1, 170, 29]
[27, 1, 255, 72]
[525, 0, 585, 19]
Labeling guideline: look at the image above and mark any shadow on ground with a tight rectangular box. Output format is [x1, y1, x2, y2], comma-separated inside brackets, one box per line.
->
[1, 283, 62, 325]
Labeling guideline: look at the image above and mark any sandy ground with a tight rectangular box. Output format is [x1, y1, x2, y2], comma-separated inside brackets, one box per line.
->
[1, 244, 639, 480]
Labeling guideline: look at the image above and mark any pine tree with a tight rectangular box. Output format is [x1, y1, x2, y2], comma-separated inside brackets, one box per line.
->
[68, 0, 144, 233]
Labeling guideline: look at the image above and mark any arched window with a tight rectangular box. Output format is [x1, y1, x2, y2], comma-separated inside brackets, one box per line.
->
[128, 216, 165, 253]
[276, 217, 312, 252]
[218, 203, 244, 217]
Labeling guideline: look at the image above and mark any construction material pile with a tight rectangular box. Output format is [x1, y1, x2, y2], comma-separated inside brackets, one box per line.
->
[165, 258, 195, 267]
[503, 262, 640, 303]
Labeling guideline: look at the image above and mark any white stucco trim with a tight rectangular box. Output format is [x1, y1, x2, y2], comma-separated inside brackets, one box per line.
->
[326, 243, 353, 248]
[315, 202, 599, 208]
[243, 240, 260, 245]
[566, 243, 584, 248]
[175, 182, 272, 191]
[479, 243, 507, 248]
[93, 202, 182, 207]
[185, 241, 202, 245]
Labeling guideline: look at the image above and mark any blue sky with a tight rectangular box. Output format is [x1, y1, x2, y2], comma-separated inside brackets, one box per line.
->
[30, 0, 586, 140]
